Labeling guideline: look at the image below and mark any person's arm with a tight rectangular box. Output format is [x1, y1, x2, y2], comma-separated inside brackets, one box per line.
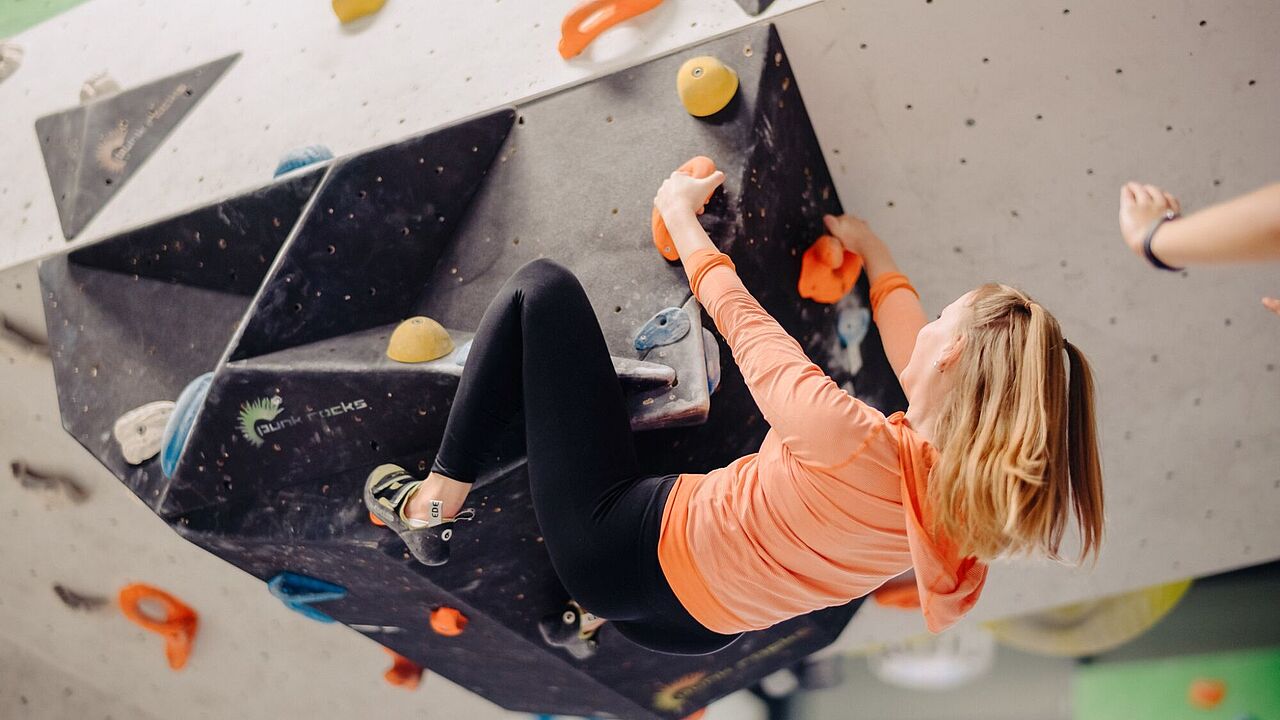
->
[1120, 182, 1280, 266]
[823, 214, 928, 381]
[654, 174, 885, 469]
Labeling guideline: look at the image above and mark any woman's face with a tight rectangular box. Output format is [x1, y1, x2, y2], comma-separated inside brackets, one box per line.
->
[903, 290, 975, 392]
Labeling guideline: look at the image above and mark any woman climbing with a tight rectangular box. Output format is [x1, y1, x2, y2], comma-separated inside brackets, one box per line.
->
[365, 168, 1106, 657]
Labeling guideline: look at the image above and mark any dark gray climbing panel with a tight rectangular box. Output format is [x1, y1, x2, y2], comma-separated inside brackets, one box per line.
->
[35, 53, 240, 240]
[40, 25, 899, 719]
[734, 0, 778, 16]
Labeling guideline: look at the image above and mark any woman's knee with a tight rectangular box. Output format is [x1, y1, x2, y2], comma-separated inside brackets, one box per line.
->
[511, 259, 585, 306]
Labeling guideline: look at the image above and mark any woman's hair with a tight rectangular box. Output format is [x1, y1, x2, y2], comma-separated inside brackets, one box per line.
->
[928, 283, 1104, 562]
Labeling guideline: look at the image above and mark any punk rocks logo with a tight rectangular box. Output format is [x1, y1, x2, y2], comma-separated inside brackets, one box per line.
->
[236, 395, 368, 447]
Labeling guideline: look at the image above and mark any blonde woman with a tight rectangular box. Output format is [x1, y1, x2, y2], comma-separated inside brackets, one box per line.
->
[365, 169, 1105, 657]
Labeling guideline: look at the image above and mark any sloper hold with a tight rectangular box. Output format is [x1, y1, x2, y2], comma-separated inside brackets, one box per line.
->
[35, 53, 240, 239]
[634, 306, 690, 351]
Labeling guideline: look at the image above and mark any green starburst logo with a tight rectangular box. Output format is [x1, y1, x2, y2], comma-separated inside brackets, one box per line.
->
[237, 397, 282, 447]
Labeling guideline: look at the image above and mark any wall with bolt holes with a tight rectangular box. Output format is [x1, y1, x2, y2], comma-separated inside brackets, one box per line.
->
[1, 0, 1279, 717]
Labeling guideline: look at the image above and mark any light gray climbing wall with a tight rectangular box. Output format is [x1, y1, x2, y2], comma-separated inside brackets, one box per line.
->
[772, 0, 1280, 649]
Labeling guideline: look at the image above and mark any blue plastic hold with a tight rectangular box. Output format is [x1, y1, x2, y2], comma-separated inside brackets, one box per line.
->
[634, 306, 690, 352]
[454, 338, 473, 366]
[267, 571, 348, 624]
[836, 306, 871, 350]
[160, 372, 213, 478]
[702, 328, 721, 395]
[273, 145, 334, 178]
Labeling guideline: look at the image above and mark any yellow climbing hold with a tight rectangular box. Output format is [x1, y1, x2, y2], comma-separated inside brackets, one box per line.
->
[332, 0, 387, 24]
[387, 316, 454, 363]
[676, 55, 739, 118]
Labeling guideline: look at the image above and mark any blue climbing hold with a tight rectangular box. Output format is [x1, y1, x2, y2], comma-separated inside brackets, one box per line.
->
[702, 328, 721, 395]
[634, 306, 690, 352]
[273, 145, 334, 178]
[836, 306, 871, 350]
[160, 372, 213, 478]
[267, 571, 348, 623]
[454, 338, 473, 366]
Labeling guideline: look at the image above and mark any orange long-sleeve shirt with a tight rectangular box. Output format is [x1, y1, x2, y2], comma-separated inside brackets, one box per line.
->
[657, 248, 987, 635]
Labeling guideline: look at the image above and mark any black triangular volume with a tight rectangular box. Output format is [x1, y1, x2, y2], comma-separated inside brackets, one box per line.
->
[228, 108, 516, 362]
[35, 53, 240, 239]
[68, 169, 324, 296]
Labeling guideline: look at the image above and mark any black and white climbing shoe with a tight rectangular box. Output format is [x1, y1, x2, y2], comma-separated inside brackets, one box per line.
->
[364, 463, 474, 567]
[539, 600, 605, 660]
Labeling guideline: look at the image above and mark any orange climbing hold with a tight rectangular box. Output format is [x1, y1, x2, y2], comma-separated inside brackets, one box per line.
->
[430, 606, 468, 637]
[383, 649, 424, 689]
[1188, 678, 1227, 709]
[652, 156, 718, 261]
[558, 0, 663, 60]
[683, 709, 707, 720]
[118, 583, 199, 671]
[798, 234, 864, 304]
[369, 510, 385, 527]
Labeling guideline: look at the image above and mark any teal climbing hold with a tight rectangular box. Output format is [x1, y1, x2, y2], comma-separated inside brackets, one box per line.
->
[634, 306, 690, 352]
[160, 372, 213, 477]
[273, 145, 334, 178]
[267, 571, 348, 623]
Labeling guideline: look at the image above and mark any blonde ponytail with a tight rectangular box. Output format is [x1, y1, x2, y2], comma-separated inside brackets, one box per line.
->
[927, 285, 1104, 562]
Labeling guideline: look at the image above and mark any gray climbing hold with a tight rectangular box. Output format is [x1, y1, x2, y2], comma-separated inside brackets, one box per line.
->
[80, 72, 122, 104]
[703, 328, 721, 395]
[634, 306, 690, 352]
[0, 43, 23, 84]
[274, 145, 334, 177]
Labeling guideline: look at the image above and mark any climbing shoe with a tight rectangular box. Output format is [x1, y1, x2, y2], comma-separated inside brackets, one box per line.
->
[364, 463, 473, 567]
[539, 600, 605, 660]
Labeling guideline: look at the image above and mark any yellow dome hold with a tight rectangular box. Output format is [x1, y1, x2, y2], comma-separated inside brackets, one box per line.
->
[387, 316, 454, 363]
[332, 0, 387, 24]
[676, 55, 739, 118]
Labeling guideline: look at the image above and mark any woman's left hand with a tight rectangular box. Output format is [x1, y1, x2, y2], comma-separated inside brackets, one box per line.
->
[654, 170, 725, 221]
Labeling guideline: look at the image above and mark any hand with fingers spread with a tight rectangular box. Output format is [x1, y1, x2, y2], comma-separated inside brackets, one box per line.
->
[1119, 181, 1182, 260]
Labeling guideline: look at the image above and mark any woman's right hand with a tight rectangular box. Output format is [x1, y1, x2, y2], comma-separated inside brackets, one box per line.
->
[823, 213, 882, 256]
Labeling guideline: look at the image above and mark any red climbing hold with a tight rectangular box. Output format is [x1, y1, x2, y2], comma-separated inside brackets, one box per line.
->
[118, 583, 199, 671]
[798, 234, 863, 304]
[430, 606, 468, 637]
[652, 156, 718, 261]
[383, 648, 424, 689]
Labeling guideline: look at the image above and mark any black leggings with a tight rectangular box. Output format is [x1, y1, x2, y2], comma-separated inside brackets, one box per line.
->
[431, 259, 740, 655]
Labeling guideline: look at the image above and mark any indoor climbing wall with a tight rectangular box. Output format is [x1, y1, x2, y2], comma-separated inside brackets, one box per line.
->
[2, 0, 1279, 718]
[35, 24, 879, 720]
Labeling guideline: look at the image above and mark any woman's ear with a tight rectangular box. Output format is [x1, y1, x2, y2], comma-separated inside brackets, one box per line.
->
[937, 334, 967, 372]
